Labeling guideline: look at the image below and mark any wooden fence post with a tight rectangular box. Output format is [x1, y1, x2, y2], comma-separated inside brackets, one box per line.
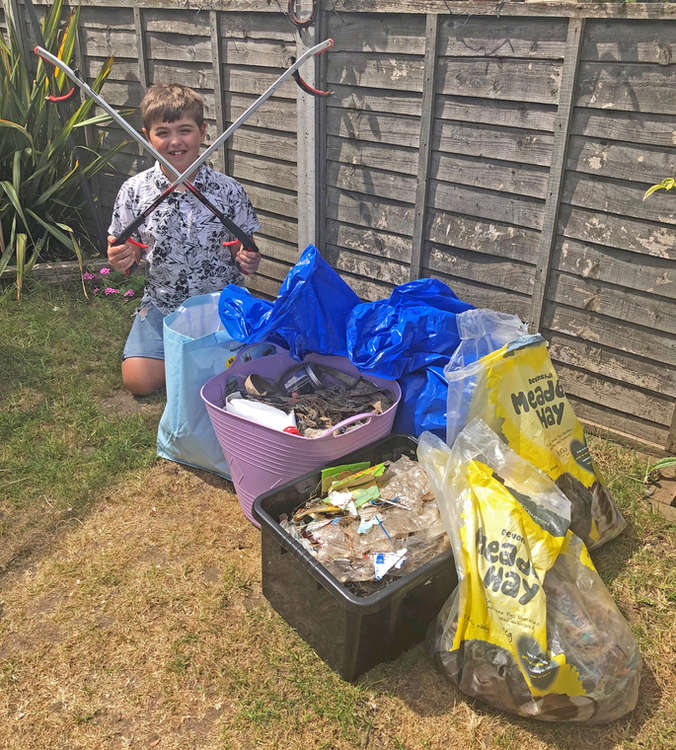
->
[410, 13, 439, 282]
[294, 0, 320, 255]
[133, 6, 150, 170]
[210, 9, 229, 176]
[528, 17, 585, 333]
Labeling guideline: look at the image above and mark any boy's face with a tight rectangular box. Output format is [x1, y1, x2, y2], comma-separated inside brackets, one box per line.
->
[143, 116, 206, 175]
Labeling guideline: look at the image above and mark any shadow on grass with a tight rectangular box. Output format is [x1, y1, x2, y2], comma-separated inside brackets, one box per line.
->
[589, 514, 647, 589]
[0, 389, 166, 584]
[178, 463, 234, 492]
[0, 341, 48, 399]
[371, 647, 661, 750]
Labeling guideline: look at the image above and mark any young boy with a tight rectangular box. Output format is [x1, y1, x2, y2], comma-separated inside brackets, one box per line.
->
[107, 84, 260, 396]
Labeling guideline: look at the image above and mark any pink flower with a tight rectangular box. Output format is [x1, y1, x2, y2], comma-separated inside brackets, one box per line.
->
[104, 287, 120, 295]
[99, 267, 111, 275]
[82, 271, 96, 280]
[123, 289, 135, 297]
[93, 287, 100, 293]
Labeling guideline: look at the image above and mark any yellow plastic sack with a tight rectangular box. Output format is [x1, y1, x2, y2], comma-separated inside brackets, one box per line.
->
[418, 419, 641, 724]
[445, 333, 624, 549]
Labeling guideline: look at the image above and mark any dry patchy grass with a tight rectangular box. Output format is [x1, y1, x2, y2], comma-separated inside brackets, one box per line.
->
[0, 441, 674, 750]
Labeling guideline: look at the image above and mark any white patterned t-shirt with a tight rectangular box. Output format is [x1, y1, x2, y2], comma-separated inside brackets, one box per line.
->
[108, 162, 260, 315]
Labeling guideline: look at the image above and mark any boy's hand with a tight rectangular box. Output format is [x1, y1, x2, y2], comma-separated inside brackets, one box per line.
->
[107, 235, 141, 274]
[233, 243, 260, 276]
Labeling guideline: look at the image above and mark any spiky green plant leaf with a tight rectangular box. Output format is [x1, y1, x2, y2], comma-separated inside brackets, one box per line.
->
[0, 0, 129, 298]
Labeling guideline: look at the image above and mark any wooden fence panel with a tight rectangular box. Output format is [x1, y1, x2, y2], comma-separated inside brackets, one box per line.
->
[319, 5, 675, 452]
[540, 16, 676, 453]
[7, 1, 676, 452]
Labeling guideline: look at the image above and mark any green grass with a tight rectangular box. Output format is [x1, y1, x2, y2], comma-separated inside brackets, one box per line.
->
[0, 276, 159, 517]
[0, 278, 674, 750]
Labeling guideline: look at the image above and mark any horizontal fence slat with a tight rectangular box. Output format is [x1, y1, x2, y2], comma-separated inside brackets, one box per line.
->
[437, 59, 562, 104]
[329, 162, 416, 205]
[548, 270, 676, 335]
[328, 136, 418, 175]
[567, 136, 676, 184]
[558, 204, 676, 260]
[431, 152, 549, 200]
[327, 86, 422, 116]
[433, 120, 555, 168]
[326, 220, 412, 264]
[556, 362, 673, 426]
[438, 16, 568, 59]
[437, 96, 557, 133]
[327, 53, 425, 92]
[255, 212, 297, 246]
[329, 2, 676, 21]
[576, 62, 676, 115]
[230, 128, 297, 162]
[421, 271, 531, 319]
[217, 12, 295, 42]
[562, 173, 676, 226]
[566, 395, 670, 452]
[548, 332, 676, 399]
[327, 187, 414, 238]
[554, 237, 675, 300]
[329, 13, 426, 54]
[146, 32, 212, 64]
[429, 181, 545, 231]
[324, 245, 410, 287]
[237, 181, 297, 220]
[542, 303, 676, 366]
[227, 94, 297, 133]
[426, 244, 535, 296]
[582, 18, 676, 64]
[571, 108, 676, 148]
[327, 107, 421, 149]
[427, 210, 540, 264]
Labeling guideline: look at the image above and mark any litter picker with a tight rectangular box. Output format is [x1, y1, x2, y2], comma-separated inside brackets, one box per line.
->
[35, 39, 333, 266]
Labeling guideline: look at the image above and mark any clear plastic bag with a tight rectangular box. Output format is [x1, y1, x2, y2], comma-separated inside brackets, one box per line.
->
[418, 419, 641, 724]
[445, 328, 624, 550]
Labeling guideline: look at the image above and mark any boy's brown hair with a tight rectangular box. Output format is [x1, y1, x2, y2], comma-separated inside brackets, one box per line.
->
[140, 84, 204, 131]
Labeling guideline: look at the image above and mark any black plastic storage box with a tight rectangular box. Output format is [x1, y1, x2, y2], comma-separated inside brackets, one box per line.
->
[253, 434, 456, 682]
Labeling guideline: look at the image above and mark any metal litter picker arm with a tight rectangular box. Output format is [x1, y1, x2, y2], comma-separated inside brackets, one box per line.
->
[34, 38, 334, 254]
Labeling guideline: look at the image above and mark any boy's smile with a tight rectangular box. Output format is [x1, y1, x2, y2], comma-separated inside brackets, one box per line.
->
[144, 117, 206, 178]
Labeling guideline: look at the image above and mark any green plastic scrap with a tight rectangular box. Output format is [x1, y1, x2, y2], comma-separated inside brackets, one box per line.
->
[351, 485, 380, 508]
[320, 462, 369, 494]
[327, 463, 388, 493]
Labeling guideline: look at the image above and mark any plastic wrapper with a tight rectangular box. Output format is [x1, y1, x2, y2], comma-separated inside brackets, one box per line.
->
[280, 456, 449, 587]
[445, 326, 624, 549]
[418, 419, 641, 724]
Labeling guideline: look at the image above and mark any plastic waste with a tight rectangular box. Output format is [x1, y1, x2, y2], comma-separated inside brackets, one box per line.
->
[418, 419, 641, 724]
[280, 455, 449, 588]
[445, 331, 624, 550]
[447, 308, 528, 369]
[225, 393, 299, 434]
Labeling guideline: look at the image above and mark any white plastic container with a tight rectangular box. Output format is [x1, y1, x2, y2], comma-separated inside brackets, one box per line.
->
[225, 393, 298, 433]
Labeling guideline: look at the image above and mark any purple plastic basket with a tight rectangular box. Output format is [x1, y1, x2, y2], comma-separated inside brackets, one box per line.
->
[201, 344, 401, 527]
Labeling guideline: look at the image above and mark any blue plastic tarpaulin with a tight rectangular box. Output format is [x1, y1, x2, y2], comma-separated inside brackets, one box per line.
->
[218, 246, 474, 437]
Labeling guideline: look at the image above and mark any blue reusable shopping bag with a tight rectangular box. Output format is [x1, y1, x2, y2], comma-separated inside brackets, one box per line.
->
[157, 292, 240, 478]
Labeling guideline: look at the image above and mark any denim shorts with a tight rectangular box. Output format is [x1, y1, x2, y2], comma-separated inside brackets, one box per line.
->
[122, 303, 166, 360]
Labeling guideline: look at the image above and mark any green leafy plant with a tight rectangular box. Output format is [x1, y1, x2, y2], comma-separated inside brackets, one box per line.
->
[643, 177, 675, 201]
[0, 0, 128, 299]
[643, 456, 676, 484]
